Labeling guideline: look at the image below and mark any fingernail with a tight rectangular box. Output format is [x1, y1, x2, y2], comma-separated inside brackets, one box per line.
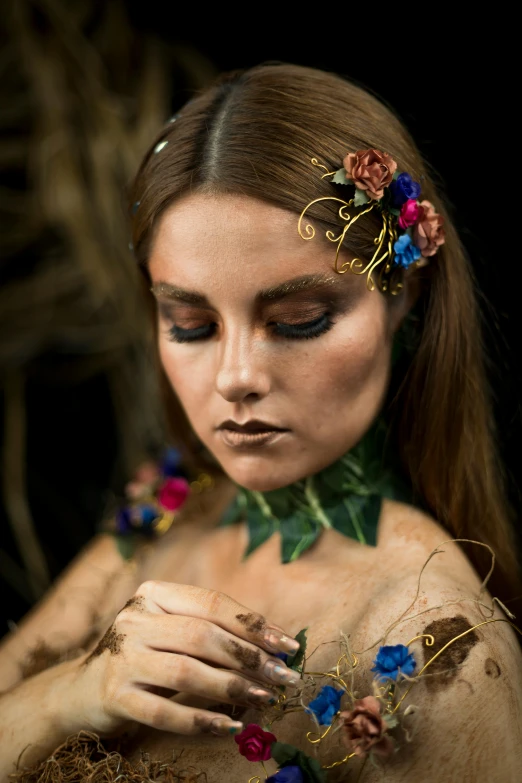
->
[210, 718, 244, 736]
[263, 659, 300, 686]
[246, 685, 279, 706]
[264, 627, 300, 654]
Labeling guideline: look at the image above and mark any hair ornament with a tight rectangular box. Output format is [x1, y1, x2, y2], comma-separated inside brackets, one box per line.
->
[298, 149, 445, 294]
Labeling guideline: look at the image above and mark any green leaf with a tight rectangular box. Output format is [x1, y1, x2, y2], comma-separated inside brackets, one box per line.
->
[280, 512, 321, 563]
[263, 487, 295, 517]
[331, 168, 349, 185]
[271, 743, 326, 782]
[342, 494, 381, 546]
[115, 534, 138, 561]
[388, 205, 400, 217]
[244, 507, 276, 557]
[353, 188, 370, 207]
[383, 714, 399, 729]
[286, 627, 308, 670]
[220, 495, 246, 526]
[316, 457, 346, 494]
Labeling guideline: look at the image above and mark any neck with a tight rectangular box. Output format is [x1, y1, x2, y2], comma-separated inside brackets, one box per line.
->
[221, 418, 411, 562]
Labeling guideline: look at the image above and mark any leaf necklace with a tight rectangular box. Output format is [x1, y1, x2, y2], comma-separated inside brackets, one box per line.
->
[220, 418, 411, 562]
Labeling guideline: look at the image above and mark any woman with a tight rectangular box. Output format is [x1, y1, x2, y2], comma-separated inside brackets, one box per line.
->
[1, 63, 521, 782]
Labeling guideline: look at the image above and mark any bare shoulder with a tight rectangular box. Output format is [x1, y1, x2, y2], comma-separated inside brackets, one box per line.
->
[348, 506, 522, 782]
[0, 534, 139, 692]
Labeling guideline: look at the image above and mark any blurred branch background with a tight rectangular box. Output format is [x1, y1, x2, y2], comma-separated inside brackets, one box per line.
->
[0, 0, 217, 627]
[1, 1, 519, 634]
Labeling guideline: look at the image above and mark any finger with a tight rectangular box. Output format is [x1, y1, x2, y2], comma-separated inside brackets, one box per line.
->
[117, 690, 244, 737]
[135, 580, 300, 655]
[130, 613, 301, 687]
[135, 650, 280, 708]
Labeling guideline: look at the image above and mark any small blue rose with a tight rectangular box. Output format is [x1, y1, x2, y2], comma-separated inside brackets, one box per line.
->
[275, 652, 289, 663]
[371, 644, 416, 680]
[161, 446, 184, 477]
[305, 685, 343, 726]
[115, 507, 133, 534]
[133, 504, 160, 529]
[266, 766, 304, 783]
[389, 172, 422, 207]
[393, 234, 421, 268]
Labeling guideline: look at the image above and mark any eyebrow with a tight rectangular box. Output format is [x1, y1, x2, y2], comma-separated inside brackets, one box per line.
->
[151, 273, 338, 306]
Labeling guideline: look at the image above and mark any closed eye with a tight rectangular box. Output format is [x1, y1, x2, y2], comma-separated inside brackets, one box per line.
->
[166, 312, 335, 343]
[271, 312, 334, 339]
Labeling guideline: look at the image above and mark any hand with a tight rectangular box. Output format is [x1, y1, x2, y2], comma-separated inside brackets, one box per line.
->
[69, 580, 301, 738]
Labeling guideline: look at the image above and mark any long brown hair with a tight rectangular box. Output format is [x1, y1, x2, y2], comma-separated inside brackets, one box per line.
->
[129, 63, 521, 602]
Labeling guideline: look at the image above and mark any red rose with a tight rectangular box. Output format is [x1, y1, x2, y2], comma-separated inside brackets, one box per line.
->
[340, 696, 393, 759]
[234, 723, 276, 762]
[157, 477, 190, 511]
[413, 200, 445, 257]
[343, 148, 397, 200]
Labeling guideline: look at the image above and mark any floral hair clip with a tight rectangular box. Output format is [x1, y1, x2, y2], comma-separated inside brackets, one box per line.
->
[298, 149, 445, 293]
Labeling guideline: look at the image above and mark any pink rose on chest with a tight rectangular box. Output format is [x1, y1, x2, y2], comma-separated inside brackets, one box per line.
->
[158, 477, 190, 511]
[234, 723, 276, 762]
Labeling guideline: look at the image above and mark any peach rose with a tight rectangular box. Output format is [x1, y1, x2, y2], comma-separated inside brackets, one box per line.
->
[343, 149, 397, 200]
[413, 200, 445, 257]
[340, 696, 394, 759]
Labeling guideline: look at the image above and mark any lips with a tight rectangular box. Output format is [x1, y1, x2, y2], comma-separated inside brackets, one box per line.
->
[218, 419, 288, 434]
[217, 419, 290, 449]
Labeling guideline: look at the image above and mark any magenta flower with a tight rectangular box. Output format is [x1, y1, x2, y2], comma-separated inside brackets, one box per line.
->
[157, 477, 190, 511]
[234, 723, 276, 762]
[398, 199, 423, 230]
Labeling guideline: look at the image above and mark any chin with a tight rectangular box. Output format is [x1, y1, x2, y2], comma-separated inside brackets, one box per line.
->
[219, 451, 319, 492]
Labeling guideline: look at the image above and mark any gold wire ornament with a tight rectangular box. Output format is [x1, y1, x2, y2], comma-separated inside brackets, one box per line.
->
[298, 158, 403, 294]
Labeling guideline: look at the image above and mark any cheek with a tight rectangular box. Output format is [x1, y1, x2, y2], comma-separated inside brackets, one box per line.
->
[298, 307, 391, 409]
[159, 339, 209, 414]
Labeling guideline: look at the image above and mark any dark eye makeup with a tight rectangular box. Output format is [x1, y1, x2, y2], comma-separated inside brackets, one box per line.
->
[166, 312, 335, 344]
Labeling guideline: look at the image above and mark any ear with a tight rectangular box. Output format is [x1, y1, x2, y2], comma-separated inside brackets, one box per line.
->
[388, 270, 421, 333]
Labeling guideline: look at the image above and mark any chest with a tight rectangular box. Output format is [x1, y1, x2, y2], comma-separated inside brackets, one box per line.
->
[124, 527, 387, 781]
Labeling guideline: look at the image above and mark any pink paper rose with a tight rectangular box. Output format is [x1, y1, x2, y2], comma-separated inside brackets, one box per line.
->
[340, 696, 393, 759]
[398, 198, 423, 230]
[157, 477, 190, 511]
[234, 723, 276, 762]
[343, 148, 397, 200]
[125, 461, 161, 499]
[413, 200, 445, 257]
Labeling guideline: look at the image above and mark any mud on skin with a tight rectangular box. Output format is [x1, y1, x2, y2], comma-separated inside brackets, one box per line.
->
[422, 615, 479, 692]
[235, 612, 266, 634]
[224, 638, 262, 671]
[84, 626, 125, 663]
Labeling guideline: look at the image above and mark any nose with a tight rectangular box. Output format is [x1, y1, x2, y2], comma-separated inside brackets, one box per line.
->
[215, 327, 271, 403]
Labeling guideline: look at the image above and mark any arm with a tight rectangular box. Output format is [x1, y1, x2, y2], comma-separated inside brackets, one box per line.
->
[0, 534, 139, 775]
[0, 533, 138, 691]
[0, 553, 303, 778]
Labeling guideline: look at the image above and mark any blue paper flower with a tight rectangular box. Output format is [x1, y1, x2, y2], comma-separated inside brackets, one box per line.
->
[305, 685, 343, 725]
[266, 767, 304, 783]
[371, 644, 416, 680]
[115, 507, 133, 534]
[132, 504, 160, 529]
[389, 172, 421, 207]
[161, 446, 184, 477]
[275, 652, 289, 663]
[393, 234, 421, 268]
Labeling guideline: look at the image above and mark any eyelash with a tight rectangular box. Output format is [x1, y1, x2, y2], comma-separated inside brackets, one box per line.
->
[167, 313, 334, 343]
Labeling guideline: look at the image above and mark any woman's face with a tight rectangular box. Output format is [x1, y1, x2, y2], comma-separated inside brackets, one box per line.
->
[149, 193, 406, 491]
